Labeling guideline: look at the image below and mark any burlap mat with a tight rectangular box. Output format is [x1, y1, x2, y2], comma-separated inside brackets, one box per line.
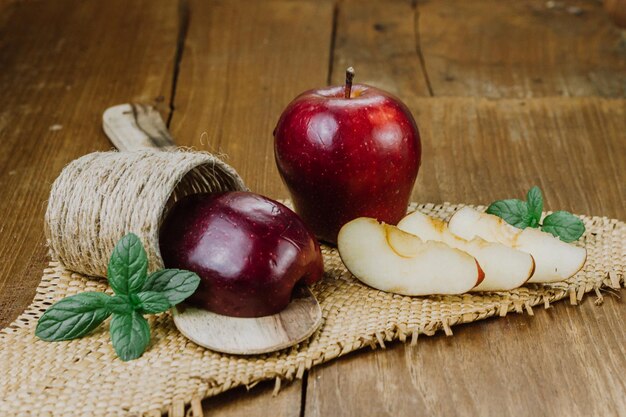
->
[1, 202, 624, 416]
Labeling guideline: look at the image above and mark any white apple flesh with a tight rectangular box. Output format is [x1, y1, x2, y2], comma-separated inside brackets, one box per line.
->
[398, 211, 535, 291]
[448, 207, 586, 283]
[337, 218, 484, 296]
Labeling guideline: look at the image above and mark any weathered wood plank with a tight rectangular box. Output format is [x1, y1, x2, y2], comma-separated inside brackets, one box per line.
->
[202, 380, 301, 417]
[418, 0, 626, 97]
[330, 0, 431, 96]
[0, 0, 179, 328]
[307, 293, 626, 416]
[408, 97, 626, 219]
[170, 0, 335, 201]
[170, 0, 334, 414]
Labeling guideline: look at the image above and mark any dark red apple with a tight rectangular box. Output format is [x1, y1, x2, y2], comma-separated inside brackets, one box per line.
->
[159, 191, 324, 317]
[274, 68, 421, 244]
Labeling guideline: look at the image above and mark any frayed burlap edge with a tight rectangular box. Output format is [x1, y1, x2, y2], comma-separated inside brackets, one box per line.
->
[1, 202, 624, 417]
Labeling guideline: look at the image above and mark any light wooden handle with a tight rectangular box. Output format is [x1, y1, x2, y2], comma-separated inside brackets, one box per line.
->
[102, 103, 176, 151]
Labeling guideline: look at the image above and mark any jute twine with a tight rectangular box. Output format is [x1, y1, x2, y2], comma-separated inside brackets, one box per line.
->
[44, 150, 246, 277]
[0, 201, 623, 416]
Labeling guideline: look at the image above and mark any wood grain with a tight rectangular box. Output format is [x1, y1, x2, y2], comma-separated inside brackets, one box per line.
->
[408, 97, 626, 219]
[169, 0, 335, 201]
[330, 0, 431, 96]
[173, 286, 322, 355]
[0, 0, 178, 328]
[306, 294, 626, 416]
[418, 0, 626, 97]
[202, 379, 302, 417]
[103, 103, 176, 151]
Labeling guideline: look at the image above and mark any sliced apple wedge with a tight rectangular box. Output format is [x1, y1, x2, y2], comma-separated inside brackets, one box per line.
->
[397, 211, 535, 291]
[337, 217, 484, 296]
[448, 207, 586, 283]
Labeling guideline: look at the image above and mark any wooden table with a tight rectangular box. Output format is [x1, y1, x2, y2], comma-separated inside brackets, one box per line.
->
[1, 0, 624, 415]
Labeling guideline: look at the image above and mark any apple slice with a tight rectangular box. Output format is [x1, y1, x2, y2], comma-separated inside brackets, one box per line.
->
[448, 207, 586, 283]
[337, 217, 484, 296]
[397, 211, 535, 291]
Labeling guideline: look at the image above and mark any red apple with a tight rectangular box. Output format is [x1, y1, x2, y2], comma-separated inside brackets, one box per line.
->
[274, 68, 421, 244]
[159, 191, 324, 317]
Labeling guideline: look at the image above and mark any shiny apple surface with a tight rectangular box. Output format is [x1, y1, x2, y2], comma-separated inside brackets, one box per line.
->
[159, 191, 324, 317]
[274, 84, 421, 244]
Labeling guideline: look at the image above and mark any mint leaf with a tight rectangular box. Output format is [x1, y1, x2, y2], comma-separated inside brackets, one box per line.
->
[35, 292, 111, 341]
[142, 269, 200, 306]
[136, 291, 170, 314]
[110, 311, 150, 361]
[542, 211, 585, 243]
[487, 187, 584, 242]
[106, 295, 133, 315]
[526, 186, 543, 228]
[486, 199, 531, 229]
[107, 233, 148, 295]
[36, 234, 202, 362]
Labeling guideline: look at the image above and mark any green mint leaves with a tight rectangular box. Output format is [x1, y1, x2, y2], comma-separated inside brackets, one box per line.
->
[485, 199, 531, 229]
[542, 211, 586, 243]
[141, 269, 203, 306]
[525, 186, 543, 228]
[35, 233, 200, 361]
[107, 234, 149, 295]
[35, 292, 111, 341]
[109, 311, 151, 362]
[486, 186, 585, 243]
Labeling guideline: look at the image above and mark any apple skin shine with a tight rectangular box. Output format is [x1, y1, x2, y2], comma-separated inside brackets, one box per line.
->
[274, 80, 421, 244]
[159, 192, 323, 317]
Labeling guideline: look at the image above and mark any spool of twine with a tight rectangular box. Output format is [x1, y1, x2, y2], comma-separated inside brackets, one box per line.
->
[44, 149, 246, 277]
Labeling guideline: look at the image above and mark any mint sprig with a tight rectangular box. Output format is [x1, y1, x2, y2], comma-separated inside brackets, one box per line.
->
[35, 233, 200, 361]
[486, 186, 585, 242]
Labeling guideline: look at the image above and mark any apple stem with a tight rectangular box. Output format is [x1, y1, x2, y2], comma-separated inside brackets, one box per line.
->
[344, 67, 355, 99]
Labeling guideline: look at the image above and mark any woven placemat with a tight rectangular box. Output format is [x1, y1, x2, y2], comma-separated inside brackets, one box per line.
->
[1, 202, 624, 417]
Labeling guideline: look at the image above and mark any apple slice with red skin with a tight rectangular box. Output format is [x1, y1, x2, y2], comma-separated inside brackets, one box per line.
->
[337, 217, 484, 296]
[397, 210, 535, 291]
[448, 207, 586, 283]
